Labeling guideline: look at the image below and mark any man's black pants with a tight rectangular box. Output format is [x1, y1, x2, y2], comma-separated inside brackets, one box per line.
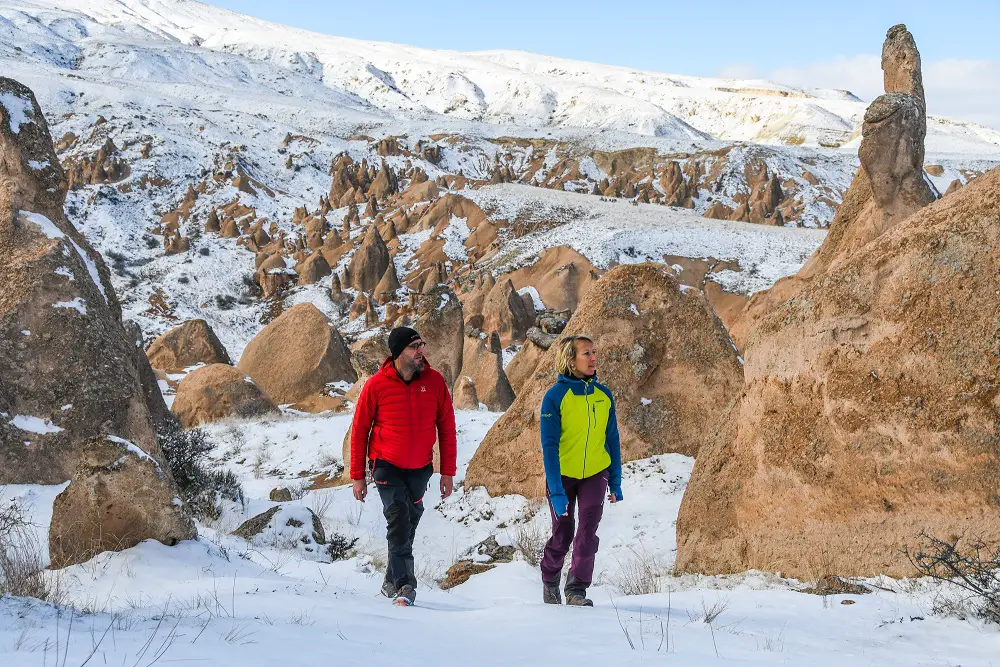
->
[372, 459, 433, 590]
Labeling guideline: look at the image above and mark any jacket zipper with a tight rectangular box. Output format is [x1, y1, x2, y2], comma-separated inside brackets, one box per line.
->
[582, 380, 591, 478]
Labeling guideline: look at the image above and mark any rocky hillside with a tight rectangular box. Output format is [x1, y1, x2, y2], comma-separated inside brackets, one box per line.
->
[0, 1, 998, 361]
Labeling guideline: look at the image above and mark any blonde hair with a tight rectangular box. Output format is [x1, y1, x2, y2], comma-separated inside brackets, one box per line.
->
[555, 334, 594, 376]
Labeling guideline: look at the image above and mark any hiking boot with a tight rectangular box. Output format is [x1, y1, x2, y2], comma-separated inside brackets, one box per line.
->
[394, 584, 416, 606]
[381, 578, 399, 599]
[565, 574, 593, 607]
[542, 581, 562, 605]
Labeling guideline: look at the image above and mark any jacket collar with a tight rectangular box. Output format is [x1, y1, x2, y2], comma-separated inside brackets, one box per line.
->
[557, 371, 597, 394]
[380, 356, 430, 382]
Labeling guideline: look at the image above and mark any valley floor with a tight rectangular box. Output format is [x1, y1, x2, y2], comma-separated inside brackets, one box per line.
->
[2, 411, 998, 666]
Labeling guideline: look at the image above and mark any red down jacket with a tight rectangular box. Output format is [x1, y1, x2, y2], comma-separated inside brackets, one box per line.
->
[349, 357, 457, 480]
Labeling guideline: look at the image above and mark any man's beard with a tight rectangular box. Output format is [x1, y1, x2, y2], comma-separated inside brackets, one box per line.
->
[404, 356, 425, 374]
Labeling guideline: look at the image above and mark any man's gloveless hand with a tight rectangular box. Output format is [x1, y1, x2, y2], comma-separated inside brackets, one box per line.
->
[440, 475, 454, 500]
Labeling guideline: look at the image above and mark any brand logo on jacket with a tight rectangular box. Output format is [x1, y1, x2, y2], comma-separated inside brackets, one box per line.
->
[420, 386, 426, 392]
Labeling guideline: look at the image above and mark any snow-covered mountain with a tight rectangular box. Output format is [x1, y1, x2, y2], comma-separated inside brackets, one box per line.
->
[5, 0, 1000, 151]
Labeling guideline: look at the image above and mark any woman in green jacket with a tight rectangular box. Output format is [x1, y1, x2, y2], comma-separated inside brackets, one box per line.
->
[538, 334, 623, 606]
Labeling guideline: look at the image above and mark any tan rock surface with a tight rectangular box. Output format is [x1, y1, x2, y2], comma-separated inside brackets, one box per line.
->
[678, 167, 1000, 578]
[49, 436, 197, 568]
[146, 319, 231, 373]
[413, 285, 465, 391]
[0, 77, 173, 484]
[345, 224, 391, 293]
[453, 375, 480, 410]
[459, 331, 515, 411]
[481, 278, 533, 347]
[237, 303, 356, 404]
[172, 364, 278, 427]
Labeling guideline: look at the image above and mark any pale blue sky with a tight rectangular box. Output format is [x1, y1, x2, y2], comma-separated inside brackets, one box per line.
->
[203, 1, 1000, 127]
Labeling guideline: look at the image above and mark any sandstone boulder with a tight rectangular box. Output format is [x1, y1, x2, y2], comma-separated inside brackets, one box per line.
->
[676, 28, 1000, 578]
[296, 252, 331, 285]
[172, 364, 278, 427]
[146, 319, 231, 374]
[237, 303, 356, 404]
[481, 279, 533, 347]
[0, 78, 174, 484]
[49, 435, 197, 567]
[233, 505, 328, 559]
[505, 335, 550, 394]
[413, 285, 465, 392]
[459, 331, 515, 411]
[800, 25, 934, 279]
[344, 335, 390, 402]
[465, 263, 743, 498]
[453, 375, 480, 410]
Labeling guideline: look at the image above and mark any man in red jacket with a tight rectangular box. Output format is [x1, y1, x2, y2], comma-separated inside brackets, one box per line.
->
[351, 326, 457, 606]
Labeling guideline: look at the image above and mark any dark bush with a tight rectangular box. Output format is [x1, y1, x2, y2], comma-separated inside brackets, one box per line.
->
[198, 247, 210, 256]
[907, 531, 1000, 624]
[327, 533, 359, 561]
[215, 294, 237, 310]
[158, 425, 244, 521]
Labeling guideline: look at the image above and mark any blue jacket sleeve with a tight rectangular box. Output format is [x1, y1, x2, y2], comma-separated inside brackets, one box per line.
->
[606, 392, 623, 501]
[540, 387, 568, 515]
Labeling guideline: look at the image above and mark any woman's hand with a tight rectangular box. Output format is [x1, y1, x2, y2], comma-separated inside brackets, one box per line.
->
[608, 487, 624, 504]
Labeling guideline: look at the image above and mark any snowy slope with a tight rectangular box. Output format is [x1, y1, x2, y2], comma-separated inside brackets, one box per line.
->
[4, 0, 1000, 152]
[468, 184, 827, 296]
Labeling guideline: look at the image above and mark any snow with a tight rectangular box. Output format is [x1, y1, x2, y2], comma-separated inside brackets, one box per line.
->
[8, 414, 63, 435]
[440, 214, 471, 261]
[20, 329, 30, 335]
[469, 184, 826, 296]
[3, 410, 1000, 665]
[67, 236, 109, 304]
[0, 90, 32, 133]
[106, 434, 157, 466]
[53, 296, 87, 315]
[517, 285, 545, 311]
[640, 397, 652, 406]
[19, 210, 63, 239]
[0, 6, 997, 661]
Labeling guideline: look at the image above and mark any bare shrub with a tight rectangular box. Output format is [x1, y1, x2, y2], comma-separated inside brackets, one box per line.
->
[755, 626, 785, 652]
[906, 531, 1000, 624]
[695, 597, 731, 625]
[308, 491, 335, 523]
[326, 532, 359, 561]
[0, 500, 60, 602]
[608, 545, 667, 596]
[512, 521, 546, 567]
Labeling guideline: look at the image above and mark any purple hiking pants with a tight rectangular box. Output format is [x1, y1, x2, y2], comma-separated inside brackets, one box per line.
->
[540, 469, 608, 586]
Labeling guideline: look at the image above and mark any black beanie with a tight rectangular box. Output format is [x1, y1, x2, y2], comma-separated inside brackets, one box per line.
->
[388, 326, 422, 360]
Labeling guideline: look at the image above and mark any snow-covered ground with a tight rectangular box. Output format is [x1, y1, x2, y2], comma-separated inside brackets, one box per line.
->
[3, 410, 999, 666]
[470, 184, 827, 296]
